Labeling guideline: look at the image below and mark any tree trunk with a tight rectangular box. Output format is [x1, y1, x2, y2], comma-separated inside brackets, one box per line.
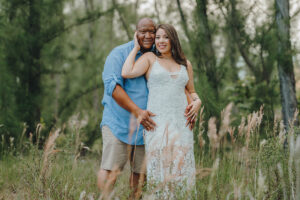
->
[84, 0, 100, 114]
[195, 0, 218, 97]
[275, 0, 299, 129]
[24, 0, 42, 134]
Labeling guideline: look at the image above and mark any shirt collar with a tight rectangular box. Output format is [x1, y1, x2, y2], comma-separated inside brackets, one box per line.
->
[130, 40, 154, 56]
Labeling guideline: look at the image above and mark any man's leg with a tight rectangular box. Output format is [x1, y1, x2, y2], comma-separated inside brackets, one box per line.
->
[130, 172, 146, 199]
[98, 126, 127, 197]
[97, 169, 120, 198]
[130, 145, 146, 199]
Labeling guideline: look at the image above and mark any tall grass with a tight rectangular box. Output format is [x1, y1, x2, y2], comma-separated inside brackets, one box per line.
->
[0, 105, 299, 199]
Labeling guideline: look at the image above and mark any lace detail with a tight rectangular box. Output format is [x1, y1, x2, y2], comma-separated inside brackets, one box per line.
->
[145, 59, 196, 198]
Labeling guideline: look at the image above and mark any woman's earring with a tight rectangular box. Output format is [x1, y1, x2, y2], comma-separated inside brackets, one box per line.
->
[171, 49, 175, 56]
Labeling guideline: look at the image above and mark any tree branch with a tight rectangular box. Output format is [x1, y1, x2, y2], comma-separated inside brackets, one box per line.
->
[134, 0, 140, 19]
[112, 0, 131, 40]
[41, 69, 67, 75]
[233, 28, 258, 76]
[57, 83, 102, 117]
[176, 0, 191, 43]
[42, 7, 115, 44]
[154, 0, 162, 24]
[217, 0, 259, 77]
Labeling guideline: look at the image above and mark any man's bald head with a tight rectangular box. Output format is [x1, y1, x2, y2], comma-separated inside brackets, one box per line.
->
[136, 18, 156, 52]
[136, 18, 156, 30]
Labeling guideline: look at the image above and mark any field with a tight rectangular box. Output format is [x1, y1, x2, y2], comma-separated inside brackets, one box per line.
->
[0, 105, 299, 200]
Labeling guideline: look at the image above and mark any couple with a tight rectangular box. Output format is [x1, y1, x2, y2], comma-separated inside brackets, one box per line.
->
[97, 18, 201, 199]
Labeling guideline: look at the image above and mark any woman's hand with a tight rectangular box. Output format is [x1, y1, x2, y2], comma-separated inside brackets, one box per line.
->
[134, 32, 140, 50]
[185, 98, 202, 125]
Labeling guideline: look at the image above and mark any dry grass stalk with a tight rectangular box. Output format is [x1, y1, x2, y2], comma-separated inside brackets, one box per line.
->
[197, 107, 205, 149]
[245, 114, 256, 148]
[273, 116, 280, 137]
[208, 117, 219, 152]
[229, 127, 236, 145]
[289, 109, 299, 129]
[232, 181, 242, 200]
[73, 123, 81, 167]
[35, 123, 43, 147]
[29, 132, 33, 144]
[79, 190, 86, 200]
[128, 113, 139, 144]
[257, 169, 267, 199]
[195, 167, 212, 179]
[18, 123, 27, 150]
[238, 117, 246, 138]
[278, 120, 286, 144]
[257, 105, 264, 128]
[245, 107, 264, 148]
[9, 137, 14, 149]
[40, 129, 60, 182]
[219, 103, 233, 139]
[295, 135, 300, 200]
[288, 132, 300, 200]
[277, 163, 288, 200]
[207, 157, 220, 194]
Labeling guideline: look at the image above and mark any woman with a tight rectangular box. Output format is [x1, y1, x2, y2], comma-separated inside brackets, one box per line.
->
[122, 24, 201, 198]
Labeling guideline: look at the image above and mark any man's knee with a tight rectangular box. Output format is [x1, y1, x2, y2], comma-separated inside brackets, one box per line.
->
[97, 169, 119, 190]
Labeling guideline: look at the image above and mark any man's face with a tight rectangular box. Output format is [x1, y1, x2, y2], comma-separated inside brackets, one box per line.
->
[136, 20, 155, 51]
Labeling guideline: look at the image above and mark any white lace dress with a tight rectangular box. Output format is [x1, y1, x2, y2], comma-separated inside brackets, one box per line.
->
[144, 59, 196, 198]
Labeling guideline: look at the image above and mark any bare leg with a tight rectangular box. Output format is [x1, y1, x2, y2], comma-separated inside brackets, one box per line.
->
[130, 172, 146, 199]
[97, 169, 119, 198]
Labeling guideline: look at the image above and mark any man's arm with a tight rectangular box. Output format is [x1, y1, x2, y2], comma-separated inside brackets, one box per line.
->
[112, 84, 156, 131]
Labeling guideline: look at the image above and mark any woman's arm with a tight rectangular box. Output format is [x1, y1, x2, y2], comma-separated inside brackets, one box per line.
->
[185, 88, 196, 130]
[185, 60, 202, 121]
[122, 32, 151, 78]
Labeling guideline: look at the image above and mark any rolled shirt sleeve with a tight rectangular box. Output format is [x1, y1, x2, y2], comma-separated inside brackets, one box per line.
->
[103, 74, 123, 96]
[102, 50, 124, 96]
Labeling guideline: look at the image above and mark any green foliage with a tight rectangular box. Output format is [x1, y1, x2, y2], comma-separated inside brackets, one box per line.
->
[259, 138, 285, 169]
[225, 76, 280, 117]
[0, 0, 298, 154]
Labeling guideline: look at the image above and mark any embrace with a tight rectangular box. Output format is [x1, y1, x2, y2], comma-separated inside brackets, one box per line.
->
[97, 18, 202, 199]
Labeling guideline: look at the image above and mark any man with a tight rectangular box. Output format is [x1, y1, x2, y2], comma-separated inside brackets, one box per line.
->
[97, 18, 195, 198]
[97, 18, 156, 199]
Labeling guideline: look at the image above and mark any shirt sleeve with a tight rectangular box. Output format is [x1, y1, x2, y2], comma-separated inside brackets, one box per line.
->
[102, 50, 124, 97]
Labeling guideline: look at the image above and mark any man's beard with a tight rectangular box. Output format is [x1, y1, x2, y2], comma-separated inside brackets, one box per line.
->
[140, 46, 153, 53]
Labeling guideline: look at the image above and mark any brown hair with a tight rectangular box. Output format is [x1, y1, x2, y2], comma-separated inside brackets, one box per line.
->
[155, 24, 187, 66]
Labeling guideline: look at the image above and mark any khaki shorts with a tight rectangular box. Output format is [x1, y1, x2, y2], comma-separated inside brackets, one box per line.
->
[100, 126, 146, 174]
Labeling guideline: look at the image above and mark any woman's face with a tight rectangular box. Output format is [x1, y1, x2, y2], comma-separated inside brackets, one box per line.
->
[155, 28, 171, 54]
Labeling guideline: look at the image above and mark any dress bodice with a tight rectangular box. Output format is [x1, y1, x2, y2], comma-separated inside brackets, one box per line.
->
[147, 59, 189, 119]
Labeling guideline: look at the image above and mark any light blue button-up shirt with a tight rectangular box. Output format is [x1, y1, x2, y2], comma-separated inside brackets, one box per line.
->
[101, 41, 148, 145]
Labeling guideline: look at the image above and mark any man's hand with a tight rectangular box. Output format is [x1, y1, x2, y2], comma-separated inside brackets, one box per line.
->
[134, 108, 156, 131]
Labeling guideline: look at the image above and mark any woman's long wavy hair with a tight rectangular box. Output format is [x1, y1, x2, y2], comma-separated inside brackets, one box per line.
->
[155, 24, 187, 67]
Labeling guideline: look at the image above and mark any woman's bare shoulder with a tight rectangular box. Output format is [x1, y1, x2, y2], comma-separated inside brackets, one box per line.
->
[142, 51, 156, 61]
